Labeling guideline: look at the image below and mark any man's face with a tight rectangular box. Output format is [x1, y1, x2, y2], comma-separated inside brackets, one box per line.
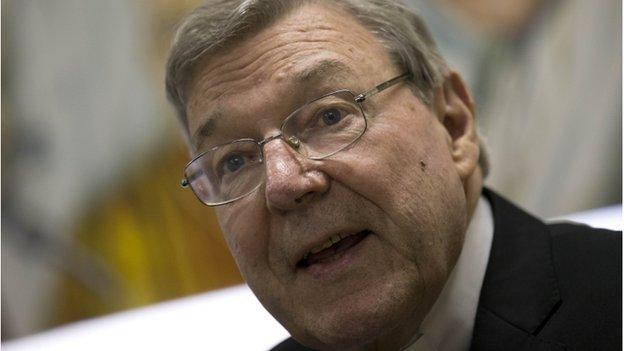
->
[186, 3, 475, 349]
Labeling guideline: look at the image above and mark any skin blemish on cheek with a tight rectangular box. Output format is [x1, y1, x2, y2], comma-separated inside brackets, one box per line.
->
[420, 160, 427, 172]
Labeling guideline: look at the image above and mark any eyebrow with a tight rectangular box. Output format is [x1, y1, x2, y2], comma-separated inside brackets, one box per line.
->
[191, 59, 356, 150]
[191, 111, 219, 151]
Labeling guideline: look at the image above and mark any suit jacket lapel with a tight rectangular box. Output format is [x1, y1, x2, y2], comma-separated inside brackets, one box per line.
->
[471, 189, 565, 351]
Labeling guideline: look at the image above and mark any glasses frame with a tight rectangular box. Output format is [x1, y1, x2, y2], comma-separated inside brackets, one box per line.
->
[181, 72, 411, 206]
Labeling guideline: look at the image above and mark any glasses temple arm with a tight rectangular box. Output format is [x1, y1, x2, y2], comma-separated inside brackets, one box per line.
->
[354, 73, 411, 102]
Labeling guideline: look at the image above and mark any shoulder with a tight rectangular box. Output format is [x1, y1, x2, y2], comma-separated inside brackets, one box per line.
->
[480, 188, 621, 348]
[548, 221, 620, 255]
[542, 221, 621, 347]
[547, 221, 620, 299]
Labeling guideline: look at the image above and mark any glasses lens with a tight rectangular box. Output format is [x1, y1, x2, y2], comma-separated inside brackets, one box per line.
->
[184, 140, 264, 205]
[282, 90, 366, 159]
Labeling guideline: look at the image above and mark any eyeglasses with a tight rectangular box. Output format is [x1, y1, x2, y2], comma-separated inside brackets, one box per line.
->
[181, 73, 411, 206]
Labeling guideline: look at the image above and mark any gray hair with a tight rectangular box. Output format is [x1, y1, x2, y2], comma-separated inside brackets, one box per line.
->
[165, 0, 489, 176]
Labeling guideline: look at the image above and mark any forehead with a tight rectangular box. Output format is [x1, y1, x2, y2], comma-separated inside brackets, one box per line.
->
[185, 2, 396, 149]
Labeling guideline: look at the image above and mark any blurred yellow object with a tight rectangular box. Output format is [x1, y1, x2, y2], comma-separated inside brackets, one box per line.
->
[53, 138, 243, 325]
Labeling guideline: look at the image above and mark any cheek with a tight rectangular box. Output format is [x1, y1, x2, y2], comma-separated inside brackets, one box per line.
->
[216, 200, 271, 280]
[346, 108, 455, 208]
[333, 108, 466, 261]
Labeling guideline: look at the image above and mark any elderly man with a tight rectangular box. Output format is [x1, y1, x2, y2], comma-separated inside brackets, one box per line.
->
[165, 1, 621, 350]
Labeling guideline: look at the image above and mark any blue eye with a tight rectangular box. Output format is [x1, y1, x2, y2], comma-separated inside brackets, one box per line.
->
[225, 154, 245, 173]
[321, 108, 343, 125]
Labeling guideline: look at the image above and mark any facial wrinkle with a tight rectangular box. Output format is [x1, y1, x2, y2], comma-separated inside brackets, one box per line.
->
[187, 9, 387, 145]
[198, 39, 350, 98]
[271, 185, 377, 268]
[188, 3, 378, 105]
[189, 52, 361, 147]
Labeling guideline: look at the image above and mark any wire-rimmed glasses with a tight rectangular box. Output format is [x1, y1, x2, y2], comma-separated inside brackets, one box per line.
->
[181, 73, 410, 206]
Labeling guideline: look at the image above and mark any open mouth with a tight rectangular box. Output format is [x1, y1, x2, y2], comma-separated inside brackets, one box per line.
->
[297, 229, 372, 268]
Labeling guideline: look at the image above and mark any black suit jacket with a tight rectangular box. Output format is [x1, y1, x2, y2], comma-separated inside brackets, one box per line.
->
[272, 189, 622, 350]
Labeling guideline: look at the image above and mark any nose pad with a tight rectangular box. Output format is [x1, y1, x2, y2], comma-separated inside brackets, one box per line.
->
[285, 136, 301, 150]
[260, 134, 305, 161]
[262, 138, 329, 211]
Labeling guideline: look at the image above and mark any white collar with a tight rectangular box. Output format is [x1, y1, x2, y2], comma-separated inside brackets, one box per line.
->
[403, 196, 494, 351]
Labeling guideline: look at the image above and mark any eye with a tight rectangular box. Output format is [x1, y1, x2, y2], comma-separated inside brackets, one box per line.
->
[223, 154, 245, 173]
[321, 108, 343, 125]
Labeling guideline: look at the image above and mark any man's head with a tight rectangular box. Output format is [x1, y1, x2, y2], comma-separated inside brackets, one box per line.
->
[166, 0, 485, 349]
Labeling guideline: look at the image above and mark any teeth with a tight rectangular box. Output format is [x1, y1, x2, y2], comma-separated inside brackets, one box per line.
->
[309, 233, 349, 255]
[299, 230, 372, 265]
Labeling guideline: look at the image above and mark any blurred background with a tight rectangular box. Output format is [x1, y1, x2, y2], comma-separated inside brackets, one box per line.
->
[1, 0, 621, 342]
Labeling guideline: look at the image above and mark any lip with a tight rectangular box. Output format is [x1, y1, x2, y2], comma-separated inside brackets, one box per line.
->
[293, 227, 370, 268]
[299, 230, 371, 279]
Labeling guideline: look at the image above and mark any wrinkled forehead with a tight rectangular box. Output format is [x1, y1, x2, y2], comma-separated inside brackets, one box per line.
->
[184, 2, 397, 150]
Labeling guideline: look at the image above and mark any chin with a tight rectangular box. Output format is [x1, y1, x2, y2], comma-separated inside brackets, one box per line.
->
[288, 276, 424, 350]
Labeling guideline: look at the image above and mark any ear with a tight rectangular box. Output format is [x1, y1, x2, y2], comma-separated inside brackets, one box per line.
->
[432, 71, 479, 181]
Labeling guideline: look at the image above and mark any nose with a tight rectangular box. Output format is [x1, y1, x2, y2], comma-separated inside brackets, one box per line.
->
[263, 138, 330, 211]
